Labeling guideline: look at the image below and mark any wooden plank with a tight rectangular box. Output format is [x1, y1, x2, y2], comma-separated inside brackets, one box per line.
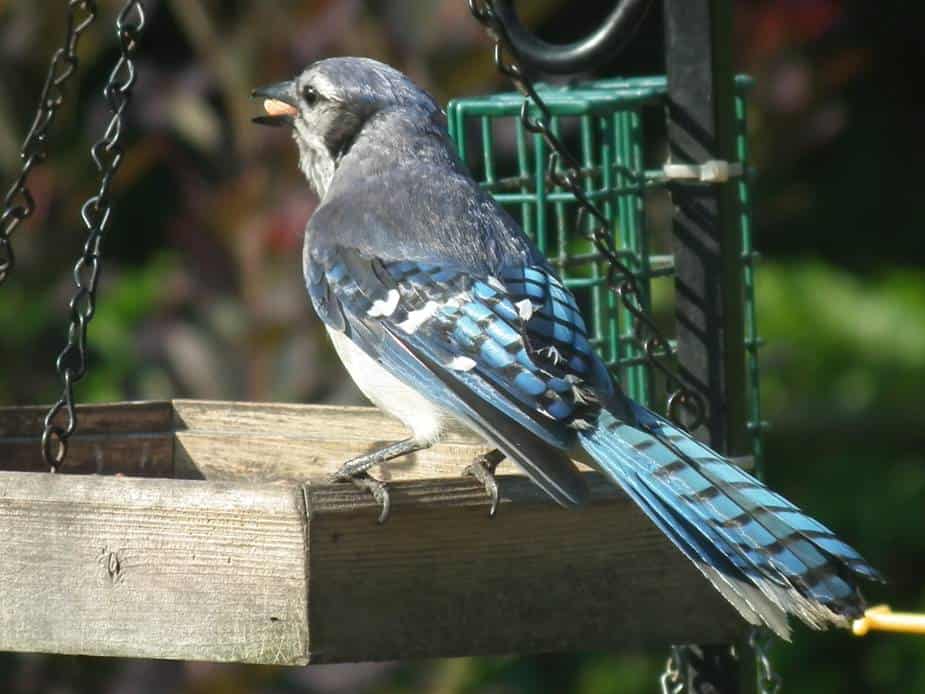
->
[0, 467, 744, 664]
[0, 433, 173, 477]
[0, 400, 749, 665]
[171, 400, 481, 442]
[172, 400, 494, 482]
[0, 471, 308, 664]
[303, 474, 744, 662]
[174, 431, 490, 483]
[0, 401, 173, 436]
[0, 400, 597, 482]
[0, 401, 174, 476]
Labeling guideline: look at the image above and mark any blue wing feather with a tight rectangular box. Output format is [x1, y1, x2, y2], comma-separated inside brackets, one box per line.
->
[307, 239, 880, 636]
[307, 244, 600, 505]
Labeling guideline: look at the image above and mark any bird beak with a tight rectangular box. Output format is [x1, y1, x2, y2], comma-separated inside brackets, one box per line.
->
[251, 80, 297, 127]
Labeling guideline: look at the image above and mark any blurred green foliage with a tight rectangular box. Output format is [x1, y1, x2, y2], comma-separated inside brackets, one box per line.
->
[1, 1, 923, 693]
[760, 264, 925, 417]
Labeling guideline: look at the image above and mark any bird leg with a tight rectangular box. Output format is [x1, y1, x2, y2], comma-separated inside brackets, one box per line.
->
[330, 438, 430, 524]
[463, 448, 506, 517]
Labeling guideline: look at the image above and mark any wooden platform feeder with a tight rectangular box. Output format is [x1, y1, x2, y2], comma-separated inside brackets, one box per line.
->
[0, 2, 757, 686]
[0, 400, 743, 665]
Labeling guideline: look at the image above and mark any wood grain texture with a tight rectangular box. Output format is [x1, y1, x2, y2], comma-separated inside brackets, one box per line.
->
[0, 401, 747, 664]
[0, 401, 173, 436]
[303, 473, 744, 663]
[0, 401, 173, 476]
[0, 400, 594, 482]
[172, 400, 495, 482]
[0, 434, 173, 476]
[0, 471, 308, 664]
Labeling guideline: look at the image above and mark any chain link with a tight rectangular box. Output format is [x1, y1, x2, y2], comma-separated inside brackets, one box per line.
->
[660, 646, 686, 694]
[467, 0, 705, 430]
[42, 1, 146, 471]
[0, 1, 98, 286]
[750, 628, 782, 694]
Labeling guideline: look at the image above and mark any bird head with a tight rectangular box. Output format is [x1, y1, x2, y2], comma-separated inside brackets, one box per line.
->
[252, 57, 442, 197]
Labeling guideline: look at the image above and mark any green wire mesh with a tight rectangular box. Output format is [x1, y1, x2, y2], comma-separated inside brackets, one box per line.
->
[447, 75, 765, 468]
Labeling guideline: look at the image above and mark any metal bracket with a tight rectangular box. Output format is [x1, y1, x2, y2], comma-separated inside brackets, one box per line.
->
[491, 0, 653, 75]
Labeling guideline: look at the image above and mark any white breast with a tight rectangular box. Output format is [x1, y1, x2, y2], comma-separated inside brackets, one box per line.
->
[326, 327, 447, 444]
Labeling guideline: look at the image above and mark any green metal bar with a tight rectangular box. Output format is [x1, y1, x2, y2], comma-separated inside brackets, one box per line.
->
[480, 116, 496, 184]
[447, 76, 753, 123]
[614, 110, 644, 399]
[628, 111, 651, 308]
[595, 114, 614, 369]
[491, 189, 616, 204]
[586, 73, 753, 93]
[453, 103, 467, 159]
[460, 92, 661, 115]
[575, 114, 599, 360]
[481, 179, 655, 196]
[579, 115, 596, 236]
[617, 110, 637, 397]
[558, 276, 614, 289]
[550, 117, 569, 270]
[533, 132, 548, 253]
[598, 116, 616, 227]
[514, 116, 533, 237]
[446, 102, 457, 147]
[628, 108, 652, 405]
[735, 91, 766, 477]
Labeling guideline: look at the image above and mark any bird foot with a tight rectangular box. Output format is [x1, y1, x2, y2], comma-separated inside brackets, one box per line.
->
[333, 471, 391, 524]
[328, 439, 430, 524]
[463, 449, 505, 517]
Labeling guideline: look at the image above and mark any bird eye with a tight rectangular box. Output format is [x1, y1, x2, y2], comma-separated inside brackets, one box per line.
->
[302, 85, 319, 106]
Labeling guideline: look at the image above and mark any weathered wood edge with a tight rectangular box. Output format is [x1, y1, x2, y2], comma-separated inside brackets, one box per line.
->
[0, 400, 498, 481]
[301, 473, 745, 663]
[0, 470, 309, 665]
[0, 400, 596, 482]
[0, 400, 747, 664]
[0, 400, 174, 436]
[171, 399, 500, 482]
[0, 401, 175, 476]
[0, 468, 745, 665]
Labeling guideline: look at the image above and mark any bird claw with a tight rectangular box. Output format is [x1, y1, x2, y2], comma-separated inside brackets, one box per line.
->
[332, 471, 391, 524]
[463, 450, 504, 517]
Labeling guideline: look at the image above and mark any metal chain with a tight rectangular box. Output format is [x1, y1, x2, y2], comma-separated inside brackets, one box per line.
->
[0, 1, 98, 286]
[660, 646, 686, 694]
[750, 627, 782, 692]
[468, 0, 706, 430]
[42, 1, 146, 471]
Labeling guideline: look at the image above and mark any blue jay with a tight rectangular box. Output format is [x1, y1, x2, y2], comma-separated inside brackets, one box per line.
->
[253, 57, 880, 638]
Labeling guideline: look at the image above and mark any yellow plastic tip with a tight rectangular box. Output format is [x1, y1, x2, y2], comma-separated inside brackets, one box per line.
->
[853, 605, 925, 637]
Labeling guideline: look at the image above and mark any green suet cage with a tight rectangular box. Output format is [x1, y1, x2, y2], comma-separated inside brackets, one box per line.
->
[447, 75, 765, 470]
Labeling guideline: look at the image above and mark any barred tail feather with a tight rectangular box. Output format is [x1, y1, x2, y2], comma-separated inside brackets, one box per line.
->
[608, 455, 793, 637]
[579, 407, 881, 638]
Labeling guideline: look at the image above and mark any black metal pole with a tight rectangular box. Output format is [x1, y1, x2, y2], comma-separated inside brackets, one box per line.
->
[664, 0, 747, 692]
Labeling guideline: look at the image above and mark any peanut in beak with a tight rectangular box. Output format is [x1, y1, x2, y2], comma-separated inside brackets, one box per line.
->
[264, 99, 298, 117]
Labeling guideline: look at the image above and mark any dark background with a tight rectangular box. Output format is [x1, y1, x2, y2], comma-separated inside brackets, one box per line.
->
[1, 1, 923, 692]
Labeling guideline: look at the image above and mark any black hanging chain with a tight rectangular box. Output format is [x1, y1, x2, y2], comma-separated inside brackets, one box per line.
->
[42, 1, 146, 471]
[468, 0, 706, 430]
[0, 1, 98, 286]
